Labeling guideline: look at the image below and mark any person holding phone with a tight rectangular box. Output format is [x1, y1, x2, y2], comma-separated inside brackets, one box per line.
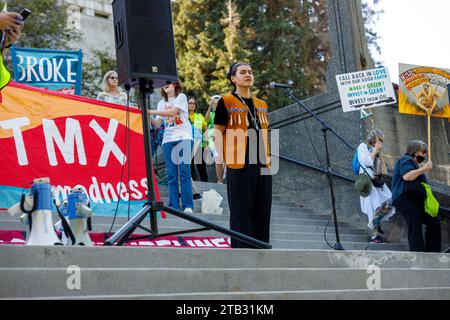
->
[357, 129, 395, 243]
[0, 11, 24, 52]
[0, 11, 25, 91]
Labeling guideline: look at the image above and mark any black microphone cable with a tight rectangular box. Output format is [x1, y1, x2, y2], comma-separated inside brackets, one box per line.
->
[300, 115, 335, 249]
[281, 87, 336, 249]
[108, 86, 132, 237]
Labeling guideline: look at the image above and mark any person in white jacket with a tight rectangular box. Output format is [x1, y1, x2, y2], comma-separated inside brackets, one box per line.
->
[357, 129, 396, 243]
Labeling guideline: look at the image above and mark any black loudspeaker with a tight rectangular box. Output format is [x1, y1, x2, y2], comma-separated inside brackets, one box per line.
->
[112, 0, 178, 89]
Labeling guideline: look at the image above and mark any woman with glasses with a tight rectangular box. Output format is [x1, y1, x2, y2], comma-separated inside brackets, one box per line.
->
[148, 81, 194, 214]
[188, 96, 208, 182]
[357, 129, 396, 243]
[96, 71, 128, 106]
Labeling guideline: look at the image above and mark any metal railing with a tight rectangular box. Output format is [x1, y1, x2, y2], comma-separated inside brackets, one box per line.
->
[276, 153, 450, 216]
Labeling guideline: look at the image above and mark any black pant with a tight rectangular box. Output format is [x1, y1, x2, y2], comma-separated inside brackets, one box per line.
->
[394, 195, 441, 252]
[191, 147, 208, 182]
[227, 165, 272, 248]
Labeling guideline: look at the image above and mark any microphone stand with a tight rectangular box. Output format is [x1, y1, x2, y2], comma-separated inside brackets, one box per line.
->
[103, 78, 272, 249]
[280, 87, 354, 250]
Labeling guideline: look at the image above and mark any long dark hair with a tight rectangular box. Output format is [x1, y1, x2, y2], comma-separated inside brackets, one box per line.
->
[161, 81, 183, 101]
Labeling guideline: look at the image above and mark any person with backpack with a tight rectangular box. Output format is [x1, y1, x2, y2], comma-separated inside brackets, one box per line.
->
[356, 129, 396, 243]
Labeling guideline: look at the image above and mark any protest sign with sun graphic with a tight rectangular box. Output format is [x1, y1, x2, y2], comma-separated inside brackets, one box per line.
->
[399, 64, 450, 160]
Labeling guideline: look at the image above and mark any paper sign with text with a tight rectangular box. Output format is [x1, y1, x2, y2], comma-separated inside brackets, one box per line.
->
[336, 67, 397, 112]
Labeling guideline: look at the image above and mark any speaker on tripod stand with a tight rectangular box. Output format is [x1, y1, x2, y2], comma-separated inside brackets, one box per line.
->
[105, 0, 271, 249]
[105, 0, 178, 244]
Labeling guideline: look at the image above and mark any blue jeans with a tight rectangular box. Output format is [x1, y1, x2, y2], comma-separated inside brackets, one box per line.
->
[162, 139, 194, 210]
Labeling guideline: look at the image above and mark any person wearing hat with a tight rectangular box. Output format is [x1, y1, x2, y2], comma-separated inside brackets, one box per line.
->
[357, 129, 395, 243]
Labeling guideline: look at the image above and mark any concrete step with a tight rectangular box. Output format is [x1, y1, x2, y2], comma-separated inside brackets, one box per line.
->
[28, 287, 450, 300]
[0, 222, 376, 245]
[163, 182, 228, 192]
[2, 246, 449, 269]
[0, 213, 353, 229]
[157, 191, 288, 203]
[0, 218, 370, 237]
[157, 199, 313, 214]
[1, 206, 337, 222]
[271, 239, 408, 251]
[1, 267, 449, 298]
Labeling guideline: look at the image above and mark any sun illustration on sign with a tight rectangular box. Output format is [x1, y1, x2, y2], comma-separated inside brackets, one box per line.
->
[409, 79, 447, 116]
[400, 65, 450, 118]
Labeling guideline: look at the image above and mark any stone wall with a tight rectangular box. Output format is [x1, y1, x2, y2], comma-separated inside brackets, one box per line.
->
[267, 0, 450, 248]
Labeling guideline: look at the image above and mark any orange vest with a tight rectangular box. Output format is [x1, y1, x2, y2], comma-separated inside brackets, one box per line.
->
[221, 94, 271, 169]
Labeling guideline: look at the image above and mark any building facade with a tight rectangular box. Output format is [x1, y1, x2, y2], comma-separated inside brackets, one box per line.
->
[61, 0, 115, 61]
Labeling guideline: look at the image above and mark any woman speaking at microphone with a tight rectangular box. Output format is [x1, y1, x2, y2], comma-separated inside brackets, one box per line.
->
[213, 62, 272, 248]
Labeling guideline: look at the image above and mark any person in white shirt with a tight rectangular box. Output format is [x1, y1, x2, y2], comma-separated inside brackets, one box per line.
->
[357, 129, 396, 243]
[149, 81, 194, 213]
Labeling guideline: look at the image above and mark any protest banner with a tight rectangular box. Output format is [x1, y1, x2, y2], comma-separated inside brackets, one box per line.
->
[10, 46, 83, 95]
[0, 82, 164, 218]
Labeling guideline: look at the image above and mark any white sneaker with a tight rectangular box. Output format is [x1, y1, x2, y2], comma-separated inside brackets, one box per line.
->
[184, 208, 193, 214]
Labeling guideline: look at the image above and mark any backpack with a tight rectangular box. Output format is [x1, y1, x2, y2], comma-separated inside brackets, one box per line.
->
[352, 149, 360, 176]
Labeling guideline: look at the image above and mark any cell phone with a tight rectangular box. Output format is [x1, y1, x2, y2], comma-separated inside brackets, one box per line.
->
[18, 8, 32, 21]
[1, 8, 31, 53]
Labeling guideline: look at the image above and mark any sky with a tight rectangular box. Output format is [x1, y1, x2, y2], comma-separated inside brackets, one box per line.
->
[368, 0, 450, 82]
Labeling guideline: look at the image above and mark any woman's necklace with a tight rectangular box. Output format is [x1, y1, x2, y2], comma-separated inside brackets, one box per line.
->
[235, 93, 260, 130]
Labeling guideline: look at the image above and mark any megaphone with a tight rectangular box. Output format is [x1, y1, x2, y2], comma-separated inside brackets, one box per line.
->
[13, 178, 62, 246]
[64, 188, 93, 246]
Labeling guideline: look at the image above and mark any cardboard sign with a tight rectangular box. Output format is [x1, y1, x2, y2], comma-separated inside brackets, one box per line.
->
[336, 67, 397, 112]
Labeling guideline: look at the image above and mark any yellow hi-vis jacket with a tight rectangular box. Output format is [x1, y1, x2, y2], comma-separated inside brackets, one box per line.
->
[0, 50, 11, 91]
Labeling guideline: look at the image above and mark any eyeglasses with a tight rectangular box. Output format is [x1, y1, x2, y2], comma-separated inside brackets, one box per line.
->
[188, 102, 196, 105]
[109, 76, 118, 80]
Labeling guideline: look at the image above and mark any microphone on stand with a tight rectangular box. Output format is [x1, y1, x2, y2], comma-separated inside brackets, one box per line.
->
[269, 82, 292, 89]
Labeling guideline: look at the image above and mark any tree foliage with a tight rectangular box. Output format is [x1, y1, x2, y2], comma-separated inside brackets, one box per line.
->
[172, 0, 330, 111]
[1, 0, 116, 98]
[361, 0, 384, 64]
[3, 0, 80, 50]
[81, 49, 117, 98]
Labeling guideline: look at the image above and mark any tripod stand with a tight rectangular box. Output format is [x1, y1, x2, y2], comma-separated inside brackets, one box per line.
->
[280, 87, 354, 250]
[104, 79, 271, 249]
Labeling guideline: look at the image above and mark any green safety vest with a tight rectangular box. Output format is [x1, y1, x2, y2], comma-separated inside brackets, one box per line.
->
[0, 53, 11, 91]
[190, 112, 207, 147]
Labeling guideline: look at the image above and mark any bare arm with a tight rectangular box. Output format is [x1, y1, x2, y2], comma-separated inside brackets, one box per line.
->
[205, 105, 212, 123]
[403, 161, 433, 181]
[149, 108, 179, 118]
[148, 107, 179, 128]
